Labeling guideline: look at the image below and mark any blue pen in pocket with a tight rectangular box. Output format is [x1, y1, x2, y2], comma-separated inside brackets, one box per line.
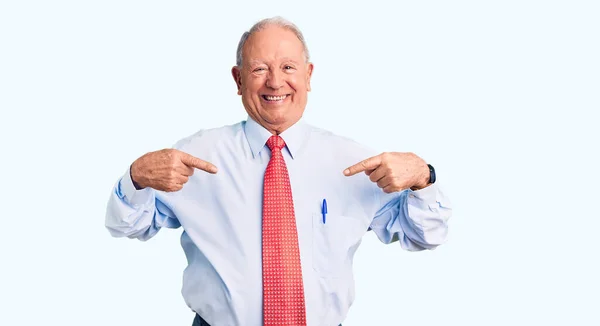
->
[321, 199, 327, 224]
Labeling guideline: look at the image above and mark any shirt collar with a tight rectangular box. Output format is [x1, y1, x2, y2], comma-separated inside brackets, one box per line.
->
[244, 115, 309, 159]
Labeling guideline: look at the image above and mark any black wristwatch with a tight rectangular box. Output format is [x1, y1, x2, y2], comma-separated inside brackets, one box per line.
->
[427, 164, 436, 184]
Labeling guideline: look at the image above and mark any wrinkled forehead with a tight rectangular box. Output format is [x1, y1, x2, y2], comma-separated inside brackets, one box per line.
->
[243, 26, 305, 64]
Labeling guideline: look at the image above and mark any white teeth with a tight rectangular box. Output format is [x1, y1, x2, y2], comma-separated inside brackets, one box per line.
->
[264, 95, 286, 101]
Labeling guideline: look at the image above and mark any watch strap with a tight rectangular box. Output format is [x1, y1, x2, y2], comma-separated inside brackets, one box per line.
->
[427, 164, 436, 184]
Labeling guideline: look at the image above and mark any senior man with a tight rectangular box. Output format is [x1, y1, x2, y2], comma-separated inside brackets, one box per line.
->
[105, 17, 452, 326]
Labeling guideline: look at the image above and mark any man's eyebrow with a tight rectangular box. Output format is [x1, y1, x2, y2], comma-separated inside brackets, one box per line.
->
[280, 57, 301, 64]
[246, 58, 302, 66]
[247, 59, 265, 66]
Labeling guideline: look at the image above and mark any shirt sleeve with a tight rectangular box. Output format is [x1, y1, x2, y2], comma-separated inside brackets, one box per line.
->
[104, 166, 181, 241]
[368, 183, 452, 251]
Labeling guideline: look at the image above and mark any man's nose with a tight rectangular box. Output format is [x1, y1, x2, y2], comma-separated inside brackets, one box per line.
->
[266, 70, 284, 89]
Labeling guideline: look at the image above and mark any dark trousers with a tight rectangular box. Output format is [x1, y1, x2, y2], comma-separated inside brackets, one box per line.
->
[192, 314, 342, 326]
[192, 314, 211, 326]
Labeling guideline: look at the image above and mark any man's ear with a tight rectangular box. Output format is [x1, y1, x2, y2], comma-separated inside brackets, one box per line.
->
[231, 66, 242, 95]
[306, 63, 314, 92]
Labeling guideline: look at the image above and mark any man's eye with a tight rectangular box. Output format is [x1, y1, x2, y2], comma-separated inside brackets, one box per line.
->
[254, 67, 266, 72]
[284, 66, 295, 70]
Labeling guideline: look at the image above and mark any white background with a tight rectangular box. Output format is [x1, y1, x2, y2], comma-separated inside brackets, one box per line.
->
[1, 0, 599, 325]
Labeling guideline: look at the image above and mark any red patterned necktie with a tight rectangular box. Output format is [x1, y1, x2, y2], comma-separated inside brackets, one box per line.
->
[262, 135, 307, 326]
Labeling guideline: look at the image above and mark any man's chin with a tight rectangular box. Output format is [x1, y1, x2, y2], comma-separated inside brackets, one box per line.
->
[257, 110, 302, 133]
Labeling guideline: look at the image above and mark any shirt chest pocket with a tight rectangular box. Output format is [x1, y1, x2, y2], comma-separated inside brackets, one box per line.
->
[311, 213, 370, 277]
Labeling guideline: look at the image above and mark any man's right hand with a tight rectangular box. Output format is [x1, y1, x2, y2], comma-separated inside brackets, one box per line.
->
[130, 149, 218, 192]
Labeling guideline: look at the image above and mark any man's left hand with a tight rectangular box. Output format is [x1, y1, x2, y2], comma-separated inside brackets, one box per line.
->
[344, 152, 430, 193]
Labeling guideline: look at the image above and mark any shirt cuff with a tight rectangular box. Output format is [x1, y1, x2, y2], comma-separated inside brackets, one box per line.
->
[408, 183, 453, 214]
[120, 167, 153, 206]
[408, 183, 439, 203]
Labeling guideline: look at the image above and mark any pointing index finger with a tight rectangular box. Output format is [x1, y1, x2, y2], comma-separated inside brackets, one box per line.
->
[180, 152, 218, 174]
[344, 155, 382, 176]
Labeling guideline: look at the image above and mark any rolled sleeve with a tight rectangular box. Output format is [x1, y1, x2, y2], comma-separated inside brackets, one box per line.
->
[370, 183, 452, 250]
[106, 167, 179, 241]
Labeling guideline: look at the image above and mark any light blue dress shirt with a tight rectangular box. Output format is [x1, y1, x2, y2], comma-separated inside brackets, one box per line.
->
[105, 117, 452, 326]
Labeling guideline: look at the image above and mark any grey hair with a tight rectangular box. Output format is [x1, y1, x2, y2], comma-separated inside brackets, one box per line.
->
[235, 16, 310, 67]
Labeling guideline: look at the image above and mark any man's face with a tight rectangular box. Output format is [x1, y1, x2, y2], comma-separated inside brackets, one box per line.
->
[232, 25, 313, 134]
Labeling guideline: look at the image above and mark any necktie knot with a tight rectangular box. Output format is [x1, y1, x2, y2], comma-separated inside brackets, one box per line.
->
[266, 135, 286, 151]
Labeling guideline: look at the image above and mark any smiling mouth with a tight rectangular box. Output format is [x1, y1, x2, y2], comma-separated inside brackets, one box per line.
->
[261, 94, 290, 102]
